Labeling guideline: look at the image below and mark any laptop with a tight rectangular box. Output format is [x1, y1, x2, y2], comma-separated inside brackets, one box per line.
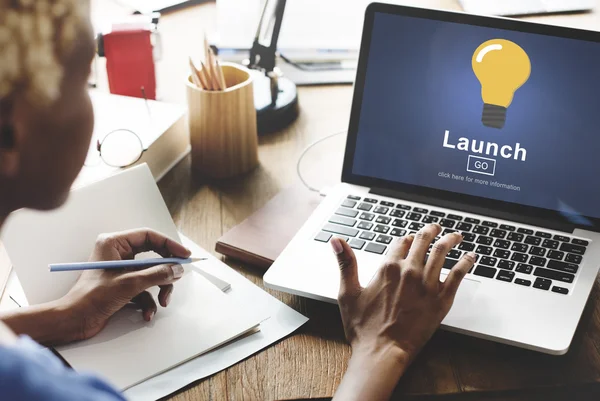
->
[264, 3, 600, 355]
[459, 0, 594, 17]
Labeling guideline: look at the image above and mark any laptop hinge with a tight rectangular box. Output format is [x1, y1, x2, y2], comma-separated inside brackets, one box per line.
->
[370, 187, 576, 233]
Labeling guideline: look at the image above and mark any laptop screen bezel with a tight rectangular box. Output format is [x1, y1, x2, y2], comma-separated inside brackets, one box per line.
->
[342, 2, 600, 231]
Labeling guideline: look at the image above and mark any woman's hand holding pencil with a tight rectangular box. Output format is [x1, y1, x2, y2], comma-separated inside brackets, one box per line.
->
[189, 35, 227, 91]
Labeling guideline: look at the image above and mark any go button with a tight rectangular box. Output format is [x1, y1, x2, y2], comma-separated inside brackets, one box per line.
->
[467, 155, 496, 176]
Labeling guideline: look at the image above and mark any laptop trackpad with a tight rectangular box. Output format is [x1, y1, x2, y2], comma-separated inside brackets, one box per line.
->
[442, 276, 481, 324]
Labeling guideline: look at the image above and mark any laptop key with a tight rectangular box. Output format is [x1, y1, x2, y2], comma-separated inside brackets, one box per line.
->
[547, 250, 564, 261]
[529, 256, 547, 267]
[499, 224, 516, 231]
[542, 239, 559, 249]
[406, 213, 422, 221]
[517, 228, 534, 235]
[440, 219, 456, 228]
[456, 222, 473, 231]
[547, 260, 579, 274]
[442, 229, 457, 236]
[396, 204, 411, 210]
[359, 213, 375, 221]
[458, 242, 476, 251]
[554, 235, 570, 242]
[552, 286, 569, 295]
[374, 225, 390, 234]
[341, 199, 357, 208]
[473, 226, 489, 235]
[357, 203, 373, 211]
[392, 219, 408, 228]
[474, 265, 497, 278]
[376, 216, 391, 224]
[347, 195, 361, 200]
[373, 206, 389, 215]
[359, 231, 376, 241]
[498, 260, 515, 270]
[364, 198, 378, 204]
[529, 246, 546, 257]
[490, 229, 507, 239]
[422, 215, 439, 223]
[476, 245, 493, 255]
[493, 249, 510, 259]
[507, 232, 524, 242]
[560, 243, 586, 256]
[533, 278, 552, 290]
[482, 221, 498, 228]
[409, 222, 425, 231]
[314, 232, 332, 243]
[332, 235, 349, 243]
[430, 211, 445, 217]
[448, 249, 462, 259]
[447, 214, 463, 221]
[323, 224, 359, 238]
[572, 239, 589, 246]
[511, 243, 528, 253]
[380, 201, 394, 207]
[496, 270, 515, 283]
[516, 263, 533, 274]
[511, 252, 528, 262]
[357, 221, 373, 230]
[336, 207, 358, 218]
[534, 267, 574, 283]
[365, 242, 386, 254]
[464, 217, 480, 224]
[376, 235, 393, 245]
[476, 236, 493, 245]
[480, 256, 497, 267]
[414, 207, 428, 214]
[329, 215, 357, 227]
[515, 278, 531, 287]
[390, 209, 405, 218]
[494, 239, 510, 249]
[565, 253, 582, 264]
[524, 236, 542, 246]
[462, 233, 476, 242]
[349, 238, 366, 250]
[390, 228, 406, 237]
[535, 231, 552, 239]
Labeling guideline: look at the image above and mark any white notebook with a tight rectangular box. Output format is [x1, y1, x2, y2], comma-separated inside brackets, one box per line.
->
[1, 164, 267, 390]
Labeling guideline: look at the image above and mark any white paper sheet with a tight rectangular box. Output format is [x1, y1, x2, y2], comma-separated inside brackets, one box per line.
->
[58, 271, 264, 390]
[124, 234, 309, 401]
[1, 165, 184, 305]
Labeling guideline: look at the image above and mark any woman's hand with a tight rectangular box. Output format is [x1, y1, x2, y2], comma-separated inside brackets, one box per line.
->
[62, 228, 191, 341]
[332, 223, 476, 401]
[0, 229, 191, 346]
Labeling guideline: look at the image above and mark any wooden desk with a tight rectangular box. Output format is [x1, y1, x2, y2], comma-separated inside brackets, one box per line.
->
[92, 1, 600, 400]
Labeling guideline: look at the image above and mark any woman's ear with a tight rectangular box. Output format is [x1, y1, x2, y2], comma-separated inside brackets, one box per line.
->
[0, 105, 19, 178]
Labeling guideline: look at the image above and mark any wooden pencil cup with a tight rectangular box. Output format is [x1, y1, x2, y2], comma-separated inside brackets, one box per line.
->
[186, 63, 259, 179]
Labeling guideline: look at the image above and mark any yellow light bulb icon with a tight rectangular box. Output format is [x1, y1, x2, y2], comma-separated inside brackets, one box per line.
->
[472, 39, 531, 129]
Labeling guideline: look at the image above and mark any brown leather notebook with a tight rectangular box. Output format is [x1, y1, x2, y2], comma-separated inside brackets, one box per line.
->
[216, 184, 322, 269]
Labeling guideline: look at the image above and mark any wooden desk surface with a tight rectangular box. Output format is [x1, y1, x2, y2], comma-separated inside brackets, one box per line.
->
[88, 1, 600, 400]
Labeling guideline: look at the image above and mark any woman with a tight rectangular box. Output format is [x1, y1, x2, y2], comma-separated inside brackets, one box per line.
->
[0, 1, 475, 400]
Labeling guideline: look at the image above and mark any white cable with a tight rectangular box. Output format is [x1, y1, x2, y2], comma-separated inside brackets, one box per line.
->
[296, 130, 346, 194]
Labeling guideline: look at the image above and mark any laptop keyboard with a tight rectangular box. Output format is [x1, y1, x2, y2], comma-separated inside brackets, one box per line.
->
[315, 195, 591, 296]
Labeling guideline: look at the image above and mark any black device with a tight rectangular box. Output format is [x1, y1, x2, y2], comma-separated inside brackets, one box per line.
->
[245, 0, 299, 134]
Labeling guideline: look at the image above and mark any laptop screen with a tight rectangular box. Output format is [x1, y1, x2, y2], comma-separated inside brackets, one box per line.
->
[348, 8, 600, 225]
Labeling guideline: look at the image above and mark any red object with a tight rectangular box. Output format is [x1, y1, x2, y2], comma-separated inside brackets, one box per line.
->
[102, 29, 156, 100]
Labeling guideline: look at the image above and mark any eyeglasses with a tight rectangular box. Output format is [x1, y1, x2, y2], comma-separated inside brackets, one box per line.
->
[85, 129, 146, 168]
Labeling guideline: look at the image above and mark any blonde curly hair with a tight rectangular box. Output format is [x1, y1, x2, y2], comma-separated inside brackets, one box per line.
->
[0, 0, 90, 106]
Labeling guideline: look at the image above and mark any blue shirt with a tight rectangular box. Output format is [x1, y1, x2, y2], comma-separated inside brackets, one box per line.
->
[0, 336, 125, 401]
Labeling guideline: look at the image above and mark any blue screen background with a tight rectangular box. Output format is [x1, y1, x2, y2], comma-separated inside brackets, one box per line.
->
[352, 12, 600, 220]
